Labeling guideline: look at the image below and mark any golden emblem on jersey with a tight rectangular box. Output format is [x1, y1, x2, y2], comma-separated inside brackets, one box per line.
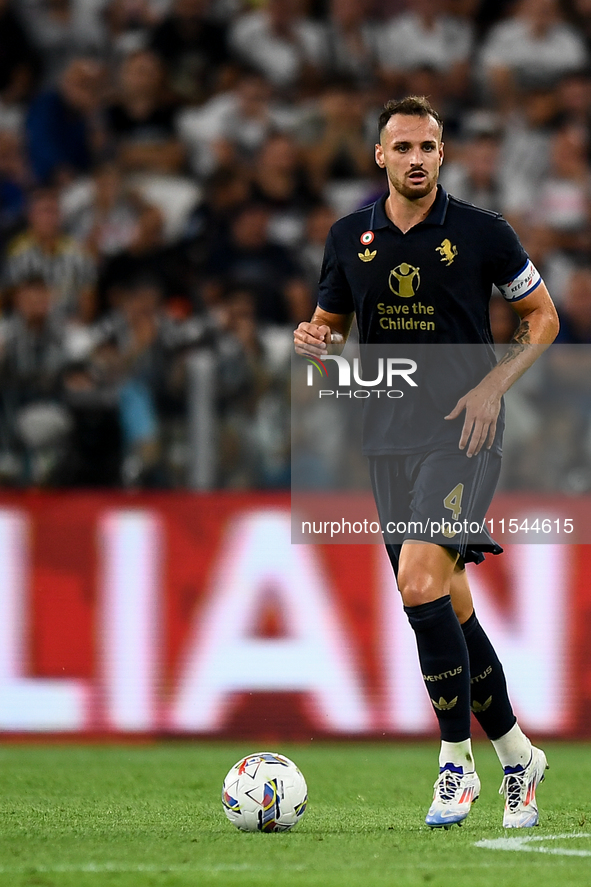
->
[358, 248, 377, 262]
[436, 239, 458, 266]
[388, 263, 420, 298]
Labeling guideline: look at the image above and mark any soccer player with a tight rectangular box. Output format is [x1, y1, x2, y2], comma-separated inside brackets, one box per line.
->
[294, 96, 559, 828]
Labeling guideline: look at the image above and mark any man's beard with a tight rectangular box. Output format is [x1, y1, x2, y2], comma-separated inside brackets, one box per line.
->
[390, 170, 438, 201]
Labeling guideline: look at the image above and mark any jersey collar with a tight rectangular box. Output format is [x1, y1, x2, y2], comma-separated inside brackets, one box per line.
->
[370, 184, 450, 231]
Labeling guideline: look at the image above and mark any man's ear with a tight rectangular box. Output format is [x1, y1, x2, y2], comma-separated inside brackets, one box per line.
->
[375, 143, 385, 168]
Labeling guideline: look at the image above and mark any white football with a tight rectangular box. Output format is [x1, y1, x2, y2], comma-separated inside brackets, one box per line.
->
[222, 751, 308, 832]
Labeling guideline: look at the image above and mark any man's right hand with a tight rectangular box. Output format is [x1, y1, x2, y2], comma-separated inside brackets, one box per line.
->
[293, 322, 331, 358]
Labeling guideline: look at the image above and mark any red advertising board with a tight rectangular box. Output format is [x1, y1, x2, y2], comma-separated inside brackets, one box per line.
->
[0, 491, 589, 738]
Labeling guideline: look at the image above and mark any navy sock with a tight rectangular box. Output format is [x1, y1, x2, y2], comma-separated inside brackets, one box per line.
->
[461, 611, 516, 741]
[404, 596, 471, 743]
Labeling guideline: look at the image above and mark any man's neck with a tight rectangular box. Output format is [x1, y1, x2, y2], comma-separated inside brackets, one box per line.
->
[418, 13, 437, 31]
[385, 186, 439, 234]
[25, 317, 46, 335]
[33, 233, 59, 253]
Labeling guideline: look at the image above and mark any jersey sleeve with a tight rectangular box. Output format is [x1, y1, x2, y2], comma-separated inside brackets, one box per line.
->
[317, 228, 355, 315]
[489, 216, 542, 303]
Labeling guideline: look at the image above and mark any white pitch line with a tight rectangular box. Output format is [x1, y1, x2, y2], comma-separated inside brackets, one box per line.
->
[475, 832, 591, 857]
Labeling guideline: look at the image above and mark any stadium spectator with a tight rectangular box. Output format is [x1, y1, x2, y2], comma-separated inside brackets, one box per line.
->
[318, 0, 380, 87]
[296, 202, 337, 292]
[555, 266, 591, 343]
[0, 0, 40, 106]
[497, 87, 556, 220]
[0, 275, 67, 395]
[304, 80, 374, 192]
[204, 202, 312, 325]
[553, 70, 591, 129]
[89, 276, 210, 486]
[249, 133, 319, 246]
[19, 0, 105, 88]
[228, 0, 325, 90]
[439, 131, 504, 213]
[25, 57, 106, 186]
[531, 124, 591, 243]
[103, 0, 159, 58]
[149, 0, 231, 104]
[64, 161, 156, 261]
[378, 0, 475, 98]
[96, 188, 200, 318]
[0, 128, 30, 250]
[519, 224, 574, 306]
[470, 0, 515, 36]
[216, 285, 290, 488]
[98, 202, 170, 308]
[177, 70, 290, 178]
[180, 166, 250, 275]
[0, 275, 74, 484]
[107, 49, 186, 174]
[563, 0, 591, 51]
[4, 187, 97, 322]
[479, 0, 588, 108]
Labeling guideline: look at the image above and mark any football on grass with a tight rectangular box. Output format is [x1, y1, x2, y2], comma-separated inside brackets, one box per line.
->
[222, 751, 308, 832]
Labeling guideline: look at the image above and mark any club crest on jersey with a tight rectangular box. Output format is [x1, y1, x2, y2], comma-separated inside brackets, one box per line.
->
[360, 230, 374, 245]
[358, 248, 377, 262]
[436, 239, 458, 266]
[389, 263, 420, 298]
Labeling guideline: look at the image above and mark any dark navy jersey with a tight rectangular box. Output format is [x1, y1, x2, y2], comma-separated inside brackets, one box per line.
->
[316, 186, 540, 454]
[318, 185, 535, 343]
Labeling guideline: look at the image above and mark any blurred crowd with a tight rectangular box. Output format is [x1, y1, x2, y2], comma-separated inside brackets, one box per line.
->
[1, 0, 591, 491]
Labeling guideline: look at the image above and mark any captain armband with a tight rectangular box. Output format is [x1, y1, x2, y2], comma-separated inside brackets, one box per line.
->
[497, 259, 542, 303]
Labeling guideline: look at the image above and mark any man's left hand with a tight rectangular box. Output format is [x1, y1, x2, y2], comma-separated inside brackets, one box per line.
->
[445, 383, 502, 457]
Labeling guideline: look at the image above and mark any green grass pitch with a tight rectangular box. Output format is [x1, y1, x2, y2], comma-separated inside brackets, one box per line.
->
[0, 742, 590, 887]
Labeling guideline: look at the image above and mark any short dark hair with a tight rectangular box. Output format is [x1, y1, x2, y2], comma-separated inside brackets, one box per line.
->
[378, 96, 443, 139]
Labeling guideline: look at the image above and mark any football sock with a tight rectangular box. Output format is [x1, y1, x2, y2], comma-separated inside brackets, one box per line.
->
[491, 722, 532, 770]
[439, 738, 475, 772]
[404, 596, 471, 743]
[461, 611, 517, 741]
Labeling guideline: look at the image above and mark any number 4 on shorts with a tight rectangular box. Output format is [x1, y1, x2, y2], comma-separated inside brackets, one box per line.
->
[443, 483, 464, 521]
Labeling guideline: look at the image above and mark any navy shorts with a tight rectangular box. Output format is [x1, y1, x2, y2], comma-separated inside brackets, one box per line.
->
[368, 448, 503, 576]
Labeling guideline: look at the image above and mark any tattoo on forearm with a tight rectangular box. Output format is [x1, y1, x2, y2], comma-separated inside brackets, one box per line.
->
[498, 320, 531, 366]
[512, 320, 531, 345]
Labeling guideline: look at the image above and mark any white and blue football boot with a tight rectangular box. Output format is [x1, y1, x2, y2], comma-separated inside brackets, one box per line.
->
[425, 763, 480, 828]
[499, 746, 548, 828]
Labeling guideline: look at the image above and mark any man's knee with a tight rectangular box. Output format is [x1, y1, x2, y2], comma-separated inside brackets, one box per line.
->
[397, 542, 457, 608]
[397, 566, 447, 608]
